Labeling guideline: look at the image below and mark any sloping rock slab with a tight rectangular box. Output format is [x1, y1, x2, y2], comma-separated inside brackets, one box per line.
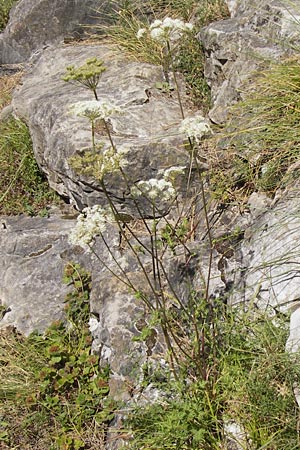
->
[0, 214, 81, 334]
[235, 185, 300, 312]
[201, 0, 300, 123]
[12, 43, 191, 214]
[0, 0, 105, 64]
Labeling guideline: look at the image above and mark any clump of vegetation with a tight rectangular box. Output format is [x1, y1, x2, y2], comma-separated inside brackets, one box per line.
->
[100, 0, 229, 108]
[63, 47, 300, 449]
[0, 0, 16, 31]
[209, 56, 300, 204]
[125, 307, 300, 449]
[0, 72, 22, 110]
[0, 263, 114, 449]
[0, 116, 59, 215]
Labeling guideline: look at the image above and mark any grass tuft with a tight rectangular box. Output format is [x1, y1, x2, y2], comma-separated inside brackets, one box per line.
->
[0, 0, 16, 31]
[0, 115, 60, 215]
[97, 0, 229, 109]
[208, 56, 300, 205]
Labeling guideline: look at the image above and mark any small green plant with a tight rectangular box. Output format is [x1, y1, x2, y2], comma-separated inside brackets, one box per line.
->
[160, 217, 190, 254]
[62, 58, 106, 100]
[0, 116, 59, 215]
[0, 263, 114, 449]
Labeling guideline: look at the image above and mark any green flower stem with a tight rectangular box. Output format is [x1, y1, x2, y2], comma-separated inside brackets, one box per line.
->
[102, 119, 116, 152]
[187, 137, 213, 303]
[91, 120, 96, 150]
[92, 88, 98, 101]
[100, 180, 163, 308]
[100, 120, 158, 266]
[167, 40, 185, 120]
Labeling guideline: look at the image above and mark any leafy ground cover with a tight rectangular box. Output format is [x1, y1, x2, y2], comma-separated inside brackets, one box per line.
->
[0, 0, 16, 31]
[0, 263, 113, 449]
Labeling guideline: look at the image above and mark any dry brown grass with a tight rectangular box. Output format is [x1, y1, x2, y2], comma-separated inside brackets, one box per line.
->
[0, 71, 23, 111]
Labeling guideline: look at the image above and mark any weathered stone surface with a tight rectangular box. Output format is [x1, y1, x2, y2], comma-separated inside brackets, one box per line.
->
[12, 43, 192, 215]
[232, 184, 300, 313]
[0, 214, 79, 334]
[201, 0, 300, 123]
[0, 0, 106, 64]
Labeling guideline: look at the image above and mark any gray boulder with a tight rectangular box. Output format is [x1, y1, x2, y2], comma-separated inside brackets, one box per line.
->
[201, 0, 300, 123]
[0, 214, 78, 334]
[233, 185, 300, 314]
[12, 43, 192, 215]
[0, 0, 108, 64]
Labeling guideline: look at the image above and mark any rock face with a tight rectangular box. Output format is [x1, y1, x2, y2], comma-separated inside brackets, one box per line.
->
[0, 214, 78, 334]
[240, 188, 300, 312]
[0, 0, 107, 64]
[12, 43, 191, 215]
[202, 0, 300, 123]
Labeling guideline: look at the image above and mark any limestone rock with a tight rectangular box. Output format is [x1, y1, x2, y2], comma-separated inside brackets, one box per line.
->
[234, 184, 300, 312]
[201, 0, 300, 124]
[12, 43, 191, 215]
[0, 214, 79, 334]
[0, 0, 105, 64]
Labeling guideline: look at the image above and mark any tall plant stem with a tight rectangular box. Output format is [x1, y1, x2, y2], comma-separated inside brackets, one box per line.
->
[188, 138, 214, 302]
[100, 180, 163, 309]
[167, 40, 185, 120]
[91, 120, 96, 150]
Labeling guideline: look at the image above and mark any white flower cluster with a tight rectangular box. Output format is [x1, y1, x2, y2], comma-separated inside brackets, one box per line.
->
[70, 100, 122, 121]
[162, 166, 186, 182]
[137, 17, 193, 43]
[179, 115, 212, 143]
[88, 317, 100, 334]
[131, 178, 176, 202]
[69, 205, 111, 250]
[95, 147, 129, 180]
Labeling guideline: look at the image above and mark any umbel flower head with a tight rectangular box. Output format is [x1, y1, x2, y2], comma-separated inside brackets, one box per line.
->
[69, 205, 112, 250]
[130, 178, 176, 202]
[137, 17, 193, 43]
[62, 58, 106, 98]
[69, 146, 129, 181]
[70, 100, 122, 122]
[179, 115, 212, 143]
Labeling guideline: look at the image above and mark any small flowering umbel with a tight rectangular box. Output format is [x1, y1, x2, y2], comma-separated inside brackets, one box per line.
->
[69, 205, 112, 250]
[69, 147, 129, 181]
[70, 100, 122, 122]
[162, 166, 186, 183]
[130, 178, 176, 203]
[62, 58, 106, 100]
[137, 17, 193, 44]
[179, 115, 212, 143]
